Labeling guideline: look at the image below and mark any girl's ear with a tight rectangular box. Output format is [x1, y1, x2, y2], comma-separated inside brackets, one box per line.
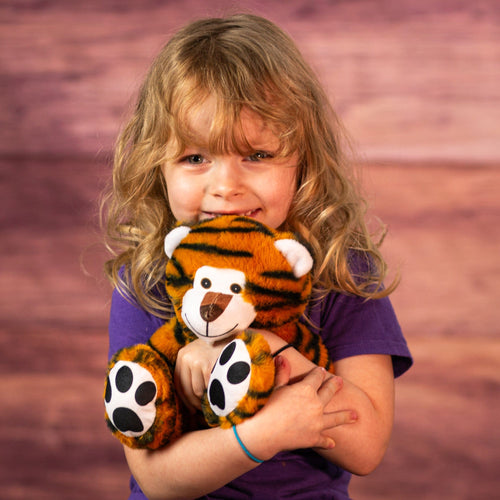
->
[274, 239, 313, 278]
[164, 226, 191, 257]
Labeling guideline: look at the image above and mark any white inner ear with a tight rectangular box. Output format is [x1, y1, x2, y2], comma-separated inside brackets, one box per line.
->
[274, 239, 313, 278]
[164, 226, 191, 257]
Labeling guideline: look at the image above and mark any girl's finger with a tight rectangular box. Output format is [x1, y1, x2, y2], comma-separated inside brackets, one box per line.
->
[175, 367, 200, 412]
[323, 409, 358, 430]
[301, 366, 328, 391]
[313, 411, 358, 450]
[317, 375, 344, 405]
[314, 435, 336, 450]
[190, 370, 205, 408]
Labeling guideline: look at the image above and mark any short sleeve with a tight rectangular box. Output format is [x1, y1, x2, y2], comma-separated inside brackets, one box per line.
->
[307, 291, 412, 378]
[108, 288, 165, 361]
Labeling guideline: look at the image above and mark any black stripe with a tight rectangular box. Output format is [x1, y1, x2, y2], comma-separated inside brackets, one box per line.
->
[106, 418, 117, 433]
[230, 390, 273, 420]
[291, 322, 304, 349]
[190, 226, 269, 236]
[177, 242, 253, 257]
[245, 281, 303, 302]
[165, 274, 192, 288]
[304, 326, 321, 365]
[165, 258, 192, 288]
[254, 298, 309, 312]
[248, 388, 274, 399]
[190, 217, 274, 237]
[261, 270, 299, 281]
[175, 322, 197, 348]
[251, 309, 303, 329]
[251, 312, 302, 330]
[232, 217, 275, 236]
[147, 322, 196, 368]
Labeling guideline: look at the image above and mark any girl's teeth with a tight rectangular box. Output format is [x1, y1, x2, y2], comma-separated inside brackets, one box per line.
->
[206, 210, 256, 217]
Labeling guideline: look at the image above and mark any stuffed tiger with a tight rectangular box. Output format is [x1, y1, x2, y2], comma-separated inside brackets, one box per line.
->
[104, 216, 334, 450]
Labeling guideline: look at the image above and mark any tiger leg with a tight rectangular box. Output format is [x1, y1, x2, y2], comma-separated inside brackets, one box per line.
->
[292, 323, 335, 374]
[104, 344, 184, 449]
[202, 330, 275, 428]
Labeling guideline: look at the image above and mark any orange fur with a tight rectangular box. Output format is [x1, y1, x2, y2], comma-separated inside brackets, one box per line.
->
[104, 216, 333, 450]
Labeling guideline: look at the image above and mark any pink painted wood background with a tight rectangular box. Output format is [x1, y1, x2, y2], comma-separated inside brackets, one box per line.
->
[1, 1, 498, 498]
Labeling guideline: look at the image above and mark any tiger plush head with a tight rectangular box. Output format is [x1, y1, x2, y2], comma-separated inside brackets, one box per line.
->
[163, 216, 314, 344]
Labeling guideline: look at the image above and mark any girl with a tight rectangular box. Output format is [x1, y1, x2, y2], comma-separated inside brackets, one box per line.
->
[103, 13, 412, 500]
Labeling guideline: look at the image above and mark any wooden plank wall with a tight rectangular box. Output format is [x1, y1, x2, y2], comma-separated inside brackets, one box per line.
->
[1, 1, 498, 499]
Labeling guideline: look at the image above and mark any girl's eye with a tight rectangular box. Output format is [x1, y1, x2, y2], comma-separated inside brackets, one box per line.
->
[182, 154, 205, 165]
[247, 151, 272, 162]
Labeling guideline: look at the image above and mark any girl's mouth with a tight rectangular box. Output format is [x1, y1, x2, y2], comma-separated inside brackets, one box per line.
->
[201, 209, 260, 219]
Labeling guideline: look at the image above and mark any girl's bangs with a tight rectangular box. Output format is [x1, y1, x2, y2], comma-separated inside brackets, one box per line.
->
[167, 79, 301, 159]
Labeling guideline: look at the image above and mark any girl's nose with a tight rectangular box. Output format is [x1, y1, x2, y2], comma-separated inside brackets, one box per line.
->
[208, 158, 244, 199]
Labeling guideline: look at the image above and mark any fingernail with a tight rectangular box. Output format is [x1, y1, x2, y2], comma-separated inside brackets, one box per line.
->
[350, 411, 358, 422]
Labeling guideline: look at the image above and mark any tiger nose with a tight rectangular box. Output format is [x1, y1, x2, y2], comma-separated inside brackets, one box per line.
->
[200, 292, 232, 322]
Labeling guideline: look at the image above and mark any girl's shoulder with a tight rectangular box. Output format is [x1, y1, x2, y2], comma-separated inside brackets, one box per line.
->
[306, 285, 412, 378]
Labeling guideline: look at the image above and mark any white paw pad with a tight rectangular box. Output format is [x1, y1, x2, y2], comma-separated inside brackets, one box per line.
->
[105, 361, 157, 437]
[208, 339, 252, 417]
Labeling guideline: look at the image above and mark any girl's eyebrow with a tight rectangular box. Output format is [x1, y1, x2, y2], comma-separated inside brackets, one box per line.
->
[177, 144, 210, 155]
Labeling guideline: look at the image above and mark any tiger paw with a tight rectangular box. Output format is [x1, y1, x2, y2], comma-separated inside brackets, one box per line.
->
[104, 345, 183, 449]
[105, 361, 157, 438]
[202, 331, 275, 428]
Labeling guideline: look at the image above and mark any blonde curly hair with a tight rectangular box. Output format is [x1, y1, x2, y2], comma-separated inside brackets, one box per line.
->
[102, 14, 398, 317]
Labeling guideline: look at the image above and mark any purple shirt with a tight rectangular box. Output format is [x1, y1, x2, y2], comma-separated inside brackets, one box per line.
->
[108, 287, 412, 500]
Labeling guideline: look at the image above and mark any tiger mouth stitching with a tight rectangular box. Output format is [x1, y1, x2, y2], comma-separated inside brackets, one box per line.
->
[183, 315, 240, 338]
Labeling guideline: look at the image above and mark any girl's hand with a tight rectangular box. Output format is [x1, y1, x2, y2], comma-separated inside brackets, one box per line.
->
[273, 362, 357, 450]
[174, 339, 225, 411]
[238, 358, 357, 460]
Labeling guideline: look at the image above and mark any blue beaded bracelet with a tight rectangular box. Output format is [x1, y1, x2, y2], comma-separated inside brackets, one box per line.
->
[233, 425, 264, 464]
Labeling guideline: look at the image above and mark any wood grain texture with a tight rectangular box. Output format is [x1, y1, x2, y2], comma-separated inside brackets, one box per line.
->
[1, 1, 499, 499]
[1, 0, 499, 162]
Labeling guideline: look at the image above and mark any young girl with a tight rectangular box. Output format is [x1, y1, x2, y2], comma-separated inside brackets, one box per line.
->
[103, 13, 412, 500]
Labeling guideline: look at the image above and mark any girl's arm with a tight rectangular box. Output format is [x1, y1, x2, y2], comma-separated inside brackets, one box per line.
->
[128, 332, 394, 499]
[124, 360, 351, 500]
[249, 332, 395, 475]
[175, 332, 395, 476]
[315, 353, 394, 475]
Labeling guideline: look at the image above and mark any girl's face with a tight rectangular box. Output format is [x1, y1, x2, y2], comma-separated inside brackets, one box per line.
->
[161, 98, 298, 229]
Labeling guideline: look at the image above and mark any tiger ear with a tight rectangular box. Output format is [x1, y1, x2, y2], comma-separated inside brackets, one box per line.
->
[274, 239, 313, 278]
[164, 225, 191, 257]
